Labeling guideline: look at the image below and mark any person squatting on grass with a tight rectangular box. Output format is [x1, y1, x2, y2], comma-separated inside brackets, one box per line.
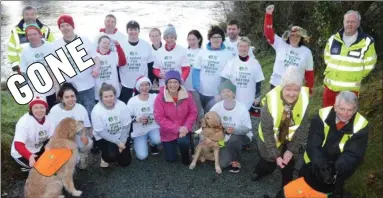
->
[154, 70, 197, 165]
[210, 79, 252, 173]
[252, 67, 310, 187]
[48, 82, 93, 170]
[127, 76, 161, 160]
[10, 95, 54, 171]
[91, 83, 132, 168]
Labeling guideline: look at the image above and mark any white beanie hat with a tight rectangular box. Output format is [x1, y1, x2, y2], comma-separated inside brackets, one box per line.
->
[135, 76, 152, 93]
[280, 66, 303, 88]
[163, 24, 177, 39]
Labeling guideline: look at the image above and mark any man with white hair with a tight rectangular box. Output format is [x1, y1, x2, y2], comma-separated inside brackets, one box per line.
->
[251, 67, 310, 187]
[8, 5, 55, 74]
[302, 91, 369, 196]
[322, 10, 377, 107]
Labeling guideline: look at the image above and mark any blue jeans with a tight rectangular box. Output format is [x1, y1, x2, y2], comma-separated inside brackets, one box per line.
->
[133, 129, 161, 160]
[162, 134, 191, 163]
[76, 87, 96, 120]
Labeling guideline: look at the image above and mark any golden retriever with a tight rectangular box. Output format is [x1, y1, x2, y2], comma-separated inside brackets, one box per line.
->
[24, 118, 84, 198]
[189, 111, 225, 174]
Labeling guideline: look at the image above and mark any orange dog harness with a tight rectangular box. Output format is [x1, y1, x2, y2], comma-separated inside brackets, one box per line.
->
[34, 148, 72, 177]
[284, 177, 328, 198]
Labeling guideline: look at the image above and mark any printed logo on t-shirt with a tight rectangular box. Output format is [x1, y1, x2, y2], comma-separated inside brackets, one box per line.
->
[203, 55, 220, 76]
[187, 53, 196, 67]
[162, 56, 176, 73]
[235, 66, 251, 88]
[141, 107, 154, 125]
[34, 130, 48, 148]
[284, 50, 301, 68]
[128, 51, 143, 73]
[100, 60, 112, 81]
[107, 115, 121, 135]
[222, 116, 236, 128]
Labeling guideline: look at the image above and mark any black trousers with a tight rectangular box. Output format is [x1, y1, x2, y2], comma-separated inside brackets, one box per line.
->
[119, 86, 135, 104]
[254, 144, 295, 186]
[97, 139, 131, 167]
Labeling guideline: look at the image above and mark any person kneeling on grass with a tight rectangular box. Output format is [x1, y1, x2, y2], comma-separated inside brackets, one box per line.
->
[91, 83, 132, 168]
[11, 95, 55, 172]
[209, 79, 252, 173]
[154, 70, 197, 165]
[127, 76, 161, 160]
[48, 82, 93, 170]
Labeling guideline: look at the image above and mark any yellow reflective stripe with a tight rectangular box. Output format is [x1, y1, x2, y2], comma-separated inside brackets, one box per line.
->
[7, 51, 18, 56]
[270, 90, 278, 127]
[300, 87, 309, 116]
[304, 152, 310, 163]
[359, 37, 372, 60]
[8, 42, 17, 49]
[326, 63, 375, 72]
[325, 54, 376, 64]
[353, 114, 368, 133]
[12, 27, 21, 49]
[11, 61, 20, 67]
[324, 77, 361, 88]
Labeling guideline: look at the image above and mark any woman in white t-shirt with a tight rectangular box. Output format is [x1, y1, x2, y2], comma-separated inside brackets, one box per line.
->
[153, 24, 190, 88]
[221, 37, 265, 138]
[95, 35, 127, 101]
[185, 30, 204, 129]
[192, 25, 233, 113]
[91, 83, 132, 168]
[209, 80, 252, 174]
[127, 77, 161, 160]
[148, 28, 163, 93]
[48, 82, 93, 169]
[11, 95, 55, 171]
[264, 5, 314, 94]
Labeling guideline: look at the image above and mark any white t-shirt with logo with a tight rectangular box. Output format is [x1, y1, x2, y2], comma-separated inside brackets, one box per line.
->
[126, 94, 160, 138]
[119, 39, 155, 89]
[194, 48, 233, 96]
[183, 48, 202, 91]
[95, 51, 120, 100]
[91, 100, 132, 141]
[20, 42, 56, 96]
[221, 56, 265, 110]
[210, 100, 253, 141]
[51, 35, 97, 92]
[11, 113, 55, 159]
[48, 103, 91, 129]
[270, 35, 313, 86]
[224, 37, 255, 58]
[154, 45, 190, 87]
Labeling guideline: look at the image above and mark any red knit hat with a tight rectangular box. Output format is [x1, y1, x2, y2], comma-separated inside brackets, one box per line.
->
[29, 94, 48, 110]
[25, 25, 42, 37]
[57, 14, 75, 28]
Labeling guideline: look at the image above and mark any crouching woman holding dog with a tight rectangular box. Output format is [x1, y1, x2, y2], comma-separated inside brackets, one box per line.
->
[154, 70, 197, 165]
[210, 80, 252, 173]
[91, 83, 132, 168]
[11, 95, 55, 171]
[251, 67, 309, 187]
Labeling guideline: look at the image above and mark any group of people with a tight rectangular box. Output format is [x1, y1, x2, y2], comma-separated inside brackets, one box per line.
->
[8, 4, 376, 197]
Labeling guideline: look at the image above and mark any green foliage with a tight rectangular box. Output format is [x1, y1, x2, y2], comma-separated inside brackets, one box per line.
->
[219, 1, 382, 197]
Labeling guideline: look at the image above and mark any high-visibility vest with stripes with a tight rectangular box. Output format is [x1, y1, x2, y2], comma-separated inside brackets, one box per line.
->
[323, 31, 377, 92]
[7, 24, 54, 68]
[258, 86, 310, 148]
[304, 106, 368, 163]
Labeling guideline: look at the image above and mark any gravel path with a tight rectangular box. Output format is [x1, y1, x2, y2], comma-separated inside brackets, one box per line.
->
[2, 139, 296, 198]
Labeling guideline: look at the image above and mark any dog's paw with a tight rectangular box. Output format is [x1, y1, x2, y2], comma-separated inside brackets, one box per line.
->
[189, 163, 196, 170]
[215, 166, 222, 174]
[72, 190, 82, 197]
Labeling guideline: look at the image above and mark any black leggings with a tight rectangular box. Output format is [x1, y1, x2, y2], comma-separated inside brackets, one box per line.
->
[97, 139, 131, 167]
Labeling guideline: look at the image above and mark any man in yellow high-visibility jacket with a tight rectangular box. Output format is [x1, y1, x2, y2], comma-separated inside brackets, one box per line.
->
[7, 5, 55, 74]
[323, 10, 377, 107]
[301, 91, 369, 197]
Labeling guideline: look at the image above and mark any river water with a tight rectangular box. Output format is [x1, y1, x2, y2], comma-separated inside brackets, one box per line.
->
[0, 1, 223, 82]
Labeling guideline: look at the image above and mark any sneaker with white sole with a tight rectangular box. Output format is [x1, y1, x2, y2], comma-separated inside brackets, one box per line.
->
[150, 145, 159, 155]
[100, 158, 109, 168]
[229, 161, 241, 173]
